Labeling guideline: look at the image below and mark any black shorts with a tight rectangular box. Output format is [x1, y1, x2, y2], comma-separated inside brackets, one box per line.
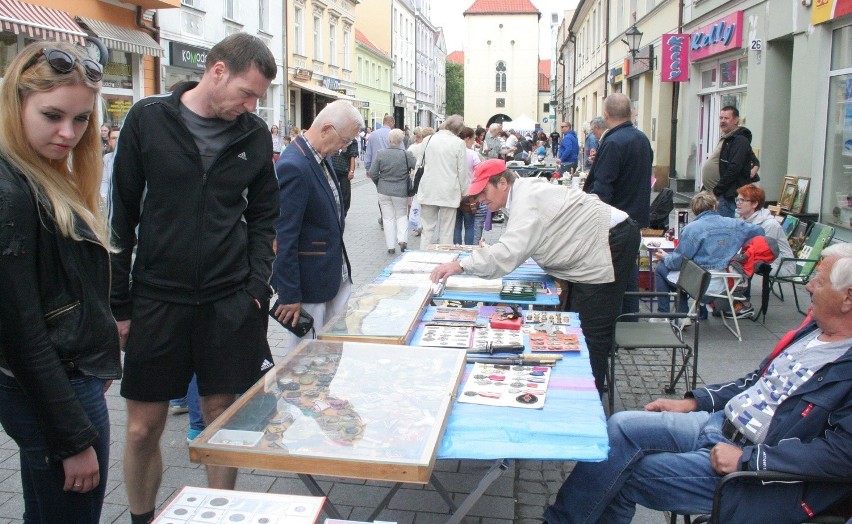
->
[120, 290, 273, 402]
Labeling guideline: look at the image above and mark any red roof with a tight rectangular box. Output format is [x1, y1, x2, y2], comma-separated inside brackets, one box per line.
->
[463, 0, 540, 15]
[539, 59, 550, 76]
[538, 60, 551, 91]
[447, 51, 464, 64]
[355, 29, 390, 59]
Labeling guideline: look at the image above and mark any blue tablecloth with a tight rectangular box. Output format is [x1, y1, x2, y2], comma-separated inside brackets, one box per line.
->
[412, 306, 609, 462]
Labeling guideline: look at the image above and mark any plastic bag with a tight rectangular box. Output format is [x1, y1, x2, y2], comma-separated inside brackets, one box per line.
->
[408, 199, 421, 229]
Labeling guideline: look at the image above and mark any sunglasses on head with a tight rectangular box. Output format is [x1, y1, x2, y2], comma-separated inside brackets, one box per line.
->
[26, 48, 103, 82]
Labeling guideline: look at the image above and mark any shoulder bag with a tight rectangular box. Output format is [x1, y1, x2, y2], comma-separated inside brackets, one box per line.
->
[404, 149, 415, 197]
[411, 136, 431, 195]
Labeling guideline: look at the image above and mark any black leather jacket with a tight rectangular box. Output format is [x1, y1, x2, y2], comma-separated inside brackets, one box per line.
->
[0, 155, 121, 462]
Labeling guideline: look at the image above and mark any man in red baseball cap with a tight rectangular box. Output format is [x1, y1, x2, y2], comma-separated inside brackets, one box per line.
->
[431, 159, 641, 394]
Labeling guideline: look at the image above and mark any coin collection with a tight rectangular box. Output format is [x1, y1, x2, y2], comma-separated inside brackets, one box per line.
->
[153, 486, 323, 524]
[471, 327, 523, 350]
[432, 307, 479, 322]
[524, 312, 573, 324]
[457, 363, 551, 409]
[529, 333, 581, 353]
[499, 284, 536, 300]
[418, 325, 472, 348]
[200, 341, 465, 468]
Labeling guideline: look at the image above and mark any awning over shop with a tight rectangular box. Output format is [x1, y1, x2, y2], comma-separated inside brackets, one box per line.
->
[0, 0, 86, 44]
[76, 16, 164, 57]
[290, 79, 355, 101]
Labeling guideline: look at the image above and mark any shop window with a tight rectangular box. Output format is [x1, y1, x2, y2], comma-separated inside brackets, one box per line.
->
[0, 33, 17, 77]
[701, 68, 717, 89]
[738, 58, 748, 85]
[719, 59, 738, 88]
[102, 52, 134, 90]
[822, 26, 852, 235]
[102, 94, 133, 127]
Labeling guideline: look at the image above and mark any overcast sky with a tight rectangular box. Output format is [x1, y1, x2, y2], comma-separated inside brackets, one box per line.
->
[430, 0, 580, 59]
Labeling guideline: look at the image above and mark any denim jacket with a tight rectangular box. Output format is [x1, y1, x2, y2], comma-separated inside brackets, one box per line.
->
[663, 210, 763, 271]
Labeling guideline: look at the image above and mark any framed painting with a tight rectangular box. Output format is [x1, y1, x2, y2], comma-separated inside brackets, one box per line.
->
[790, 177, 810, 214]
[778, 175, 797, 204]
[780, 181, 798, 211]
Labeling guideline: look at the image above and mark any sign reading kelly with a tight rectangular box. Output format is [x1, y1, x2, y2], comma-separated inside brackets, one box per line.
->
[690, 11, 743, 61]
[661, 34, 689, 82]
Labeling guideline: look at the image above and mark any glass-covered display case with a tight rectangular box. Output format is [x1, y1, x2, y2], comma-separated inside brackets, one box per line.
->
[318, 283, 432, 344]
[189, 340, 467, 483]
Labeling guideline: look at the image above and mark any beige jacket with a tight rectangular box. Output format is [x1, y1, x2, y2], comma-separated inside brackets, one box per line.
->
[415, 130, 468, 208]
[461, 178, 616, 283]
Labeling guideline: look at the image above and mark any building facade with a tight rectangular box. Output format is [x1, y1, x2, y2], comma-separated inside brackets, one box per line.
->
[569, 0, 606, 144]
[354, 28, 393, 130]
[461, 0, 540, 129]
[158, 0, 286, 129]
[286, 0, 357, 130]
[0, 0, 175, 128]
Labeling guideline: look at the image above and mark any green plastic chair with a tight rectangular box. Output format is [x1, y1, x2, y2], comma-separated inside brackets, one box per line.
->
[768, 222, 835, 315]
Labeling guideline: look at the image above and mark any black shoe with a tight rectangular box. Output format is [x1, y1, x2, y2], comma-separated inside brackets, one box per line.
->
[399, 242, 407, 252]
[387, 248, 395, 254]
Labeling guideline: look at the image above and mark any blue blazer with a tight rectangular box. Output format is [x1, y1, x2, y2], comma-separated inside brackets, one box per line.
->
[272, 136, 350, 305]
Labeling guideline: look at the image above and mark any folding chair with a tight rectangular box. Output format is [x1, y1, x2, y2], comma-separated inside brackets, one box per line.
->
[705, 271, 747, 341]
[769, 223, 835, 314]
[607, 258, 711, 413]
[674, 471, 852, 524]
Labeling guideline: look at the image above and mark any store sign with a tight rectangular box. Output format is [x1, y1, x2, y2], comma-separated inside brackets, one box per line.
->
[394, 93, 405, 106]
[626, 45, 653, 78]
[608, 66, 623, 84]
[170, 42, 209, 71]
[690, 11, 743, 61]
[294, 68, 312, 81]
[323, 77, 340, 90]
[812, 0, 852, 25]
[661, 34, 690, 82]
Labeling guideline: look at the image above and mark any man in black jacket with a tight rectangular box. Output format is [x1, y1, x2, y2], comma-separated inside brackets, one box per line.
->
[110, 34, 278, 524]
[713, 106, 754, 217]
[583, 93, 653, 317]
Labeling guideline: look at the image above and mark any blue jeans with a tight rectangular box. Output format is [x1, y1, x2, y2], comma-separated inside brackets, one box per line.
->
[654, 263, 689, 313]
[453, 209, 475, 245]
[716, 196, 736, 218]
[473, 204, 487, 244]
[0, 373, 110, 524]
[544, 410, 730, 524]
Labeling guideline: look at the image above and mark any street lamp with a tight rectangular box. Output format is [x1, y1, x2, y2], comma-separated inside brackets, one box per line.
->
[622, 24, 643, 58]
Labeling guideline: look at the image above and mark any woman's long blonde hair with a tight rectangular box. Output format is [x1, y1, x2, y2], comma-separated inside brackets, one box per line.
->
[0, 42, 111, 248]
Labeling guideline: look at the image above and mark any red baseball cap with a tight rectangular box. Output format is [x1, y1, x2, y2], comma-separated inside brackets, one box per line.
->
[467, 158, 507, 195]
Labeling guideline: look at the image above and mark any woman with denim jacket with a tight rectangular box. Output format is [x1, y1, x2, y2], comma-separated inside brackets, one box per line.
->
[0, 42, 120, 523]
[654, 191, 764, 313]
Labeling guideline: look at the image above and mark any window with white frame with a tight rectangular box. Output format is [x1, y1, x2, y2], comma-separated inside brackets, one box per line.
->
[181, 0, 198, 8]
[343, 28, 350, 70]
[256, 85, 274, 125]
[313, 15, 322, 61]
[258, 0, 268, 33]
[329, 22, 336, 66]
[294, 7, 304, 55]
[224, 0, 236, 20]
[495, 61, 506, 92]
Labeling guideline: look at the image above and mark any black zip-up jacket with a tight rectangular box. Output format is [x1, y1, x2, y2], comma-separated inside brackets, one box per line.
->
[110, 82, 279, 319]
[714, 126, 753, 199]
[0, 156, 121, 461]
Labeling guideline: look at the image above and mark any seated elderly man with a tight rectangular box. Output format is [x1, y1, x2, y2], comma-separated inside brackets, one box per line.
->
[544, 243, 852, 524]
[654, 191, 764, 316]
[430, 159, 640, 395]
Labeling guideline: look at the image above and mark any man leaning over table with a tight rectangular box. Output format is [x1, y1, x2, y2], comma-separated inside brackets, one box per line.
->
[543, 242, 852, 524]
[430, 159, 640, 394]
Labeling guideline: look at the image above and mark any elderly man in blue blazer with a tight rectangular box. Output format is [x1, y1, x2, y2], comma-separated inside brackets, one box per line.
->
[272, 100, 365, 349]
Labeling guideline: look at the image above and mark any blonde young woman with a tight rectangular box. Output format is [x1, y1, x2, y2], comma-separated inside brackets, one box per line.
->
[0, 42, 120, 522]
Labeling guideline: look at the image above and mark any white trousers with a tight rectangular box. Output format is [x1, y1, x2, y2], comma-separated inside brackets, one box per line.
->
[378, 193, 409, 249]
[285, 279, 352, 351]
[419, 204, 457, 250]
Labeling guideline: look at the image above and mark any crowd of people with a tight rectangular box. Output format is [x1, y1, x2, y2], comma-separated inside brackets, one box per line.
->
[0, 34, 848, 524]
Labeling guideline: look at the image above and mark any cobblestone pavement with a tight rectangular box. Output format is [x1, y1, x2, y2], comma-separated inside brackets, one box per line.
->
[0, 164, 801, 523]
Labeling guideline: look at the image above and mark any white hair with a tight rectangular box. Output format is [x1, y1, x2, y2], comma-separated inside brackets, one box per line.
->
[312, 100, 365, 129]
[388, 128, 404, 146]
[821, 243, 852, 291]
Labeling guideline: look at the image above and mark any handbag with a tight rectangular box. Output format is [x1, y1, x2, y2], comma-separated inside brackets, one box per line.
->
[404, 150, 415, 197]
[458, 196, 478, 214]
[411, 136, 431, 195]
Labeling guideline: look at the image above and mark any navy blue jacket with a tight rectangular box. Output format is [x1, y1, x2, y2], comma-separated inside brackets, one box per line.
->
[690, 321, 852, 524]
[273, 136, 351, 305]
[583, 121, 653, 227]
